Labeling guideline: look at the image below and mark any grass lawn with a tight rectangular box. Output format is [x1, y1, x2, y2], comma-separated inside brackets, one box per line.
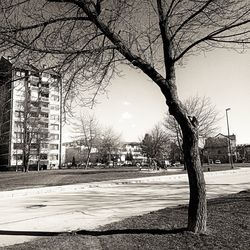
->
[0, 164, 250, 191]
[2, 190, 249, 250]
[0, 163, 249, 191]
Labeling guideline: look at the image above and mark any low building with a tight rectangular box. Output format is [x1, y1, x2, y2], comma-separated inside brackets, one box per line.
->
[203, 133, 237, 164]
[120, 142, 145, 163]
[236, 144, 250, 163]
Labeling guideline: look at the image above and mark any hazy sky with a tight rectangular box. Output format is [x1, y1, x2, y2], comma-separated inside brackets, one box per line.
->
[63, 48, 250, 145]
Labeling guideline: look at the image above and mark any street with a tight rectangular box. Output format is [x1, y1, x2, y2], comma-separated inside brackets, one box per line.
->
[0, 168, 250, 247]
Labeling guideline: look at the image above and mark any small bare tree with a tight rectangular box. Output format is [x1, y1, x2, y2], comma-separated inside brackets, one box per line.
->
[74, 114, 100, 168]
[97, 127, 121, 165]
[15, 97, 46, 172]
[141, 124, 170, 162]
[164, 96, 220, 162]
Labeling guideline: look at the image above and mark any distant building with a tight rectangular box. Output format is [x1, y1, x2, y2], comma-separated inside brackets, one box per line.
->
[203, 133, 237, 163]
[236, 144, 250, 163]
[62, 140, 146, 165]
[0, 57, 62, 170]
[63, 144, 99, 164]
[120, 142, 145, 162]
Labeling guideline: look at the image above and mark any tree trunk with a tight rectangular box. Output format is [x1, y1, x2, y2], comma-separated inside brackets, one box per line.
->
[86, 149, 91, 169]
[182, 125, 207, 233]
[159, 71, 207, 233]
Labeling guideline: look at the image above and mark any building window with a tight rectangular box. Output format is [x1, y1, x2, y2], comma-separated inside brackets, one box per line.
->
[42, 73, 50, 79]
[15, 111, 24, 118]
[40, 133, 49, 139]
[51, 83, 59, 92]
[30, 81, 39, 87]
[15, 132, 24, 140]
[41, 82, 49, 88]
[50, 134, 59, 140]
[30, 112, 39, 117]
[15, 71, 25, 77]
[41, 143, 49, 149]
[50, 154, 58, 161]
[50, 104, 59, 111]
[31, 101, 39, 107]
[13, 143, 23, 149]
[14, 121, 24, 129]
[40, 122, 48, 128]
[30, 143, 38, 149]
[50, 144, 59, 150]
[41, 92, 49, 98]
[16, 100, 24, 109]
[51, 95, 59, 101]
[51, 114, 59, 121]
[41, 113, 49, 118]
[50, 124, 59, 130]
[40, 154, 48, 160]
[13, 154, 23, 161]
[41, 102, 49, 108]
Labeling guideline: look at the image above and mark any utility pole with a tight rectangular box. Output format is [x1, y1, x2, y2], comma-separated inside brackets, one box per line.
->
[226, 108, 234, 169]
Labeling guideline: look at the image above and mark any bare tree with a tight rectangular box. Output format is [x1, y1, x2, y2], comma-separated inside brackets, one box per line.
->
[0, 83, 7, 142]
[164, 96, 220, 160]
[15, 90, 48, 172]
[74, 114, 100, 168]
[141, 124, 170, 161]
[97, 127, 121, 165]
[0, 0, 249, 233]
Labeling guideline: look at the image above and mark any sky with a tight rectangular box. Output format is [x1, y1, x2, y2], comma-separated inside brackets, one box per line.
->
[63, 48, 250, 145]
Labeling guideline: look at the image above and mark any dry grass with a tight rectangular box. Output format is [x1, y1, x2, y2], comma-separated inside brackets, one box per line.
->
[0, 164, 246, 191]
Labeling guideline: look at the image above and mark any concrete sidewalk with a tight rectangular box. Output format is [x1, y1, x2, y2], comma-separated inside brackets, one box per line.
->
[0, 168, 249, 199]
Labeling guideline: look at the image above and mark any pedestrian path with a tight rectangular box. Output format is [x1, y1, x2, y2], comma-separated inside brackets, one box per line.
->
[0, 168, 248, 199]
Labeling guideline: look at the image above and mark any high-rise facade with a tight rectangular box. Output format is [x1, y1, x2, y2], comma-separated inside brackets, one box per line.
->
[0, 57, 62, 170]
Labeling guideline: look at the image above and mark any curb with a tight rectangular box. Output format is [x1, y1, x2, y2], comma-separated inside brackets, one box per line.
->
[0, 168, 249, 199]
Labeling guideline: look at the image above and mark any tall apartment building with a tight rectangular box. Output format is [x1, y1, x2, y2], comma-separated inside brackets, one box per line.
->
[0, 57, 62, 170]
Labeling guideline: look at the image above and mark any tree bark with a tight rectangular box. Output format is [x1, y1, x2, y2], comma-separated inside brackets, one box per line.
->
[182, 124, 207, 233]
[166, 98, 207, 232]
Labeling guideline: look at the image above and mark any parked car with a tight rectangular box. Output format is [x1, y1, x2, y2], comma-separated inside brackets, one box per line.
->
[215, 160, 221, 164]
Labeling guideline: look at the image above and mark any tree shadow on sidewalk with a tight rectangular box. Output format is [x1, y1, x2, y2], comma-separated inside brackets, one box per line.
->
[0, 227, 186, 237]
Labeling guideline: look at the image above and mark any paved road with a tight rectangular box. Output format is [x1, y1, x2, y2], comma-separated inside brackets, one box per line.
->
[0, 168, 250, 247]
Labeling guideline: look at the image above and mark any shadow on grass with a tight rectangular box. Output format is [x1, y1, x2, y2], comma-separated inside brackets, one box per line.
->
[76, 228, 186, 236]
[0, 228, 186, 237]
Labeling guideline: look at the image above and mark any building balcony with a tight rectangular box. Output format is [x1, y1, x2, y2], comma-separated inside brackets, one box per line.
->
[30, 86, 39, 91]
[40, 97, 49, 102]
[29, 75, 40, 82]
[40, 87, 49, 93]
[29, 117, 39, 123]
[40, 149, 49, 154]
[40, 116, 49, 122]
[40, 128, 49, 133]
[30, 106, 39, 112]
[40, 107, 49, 113]
[14, 104, 24, 111]
[30, 96, 39, 102]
